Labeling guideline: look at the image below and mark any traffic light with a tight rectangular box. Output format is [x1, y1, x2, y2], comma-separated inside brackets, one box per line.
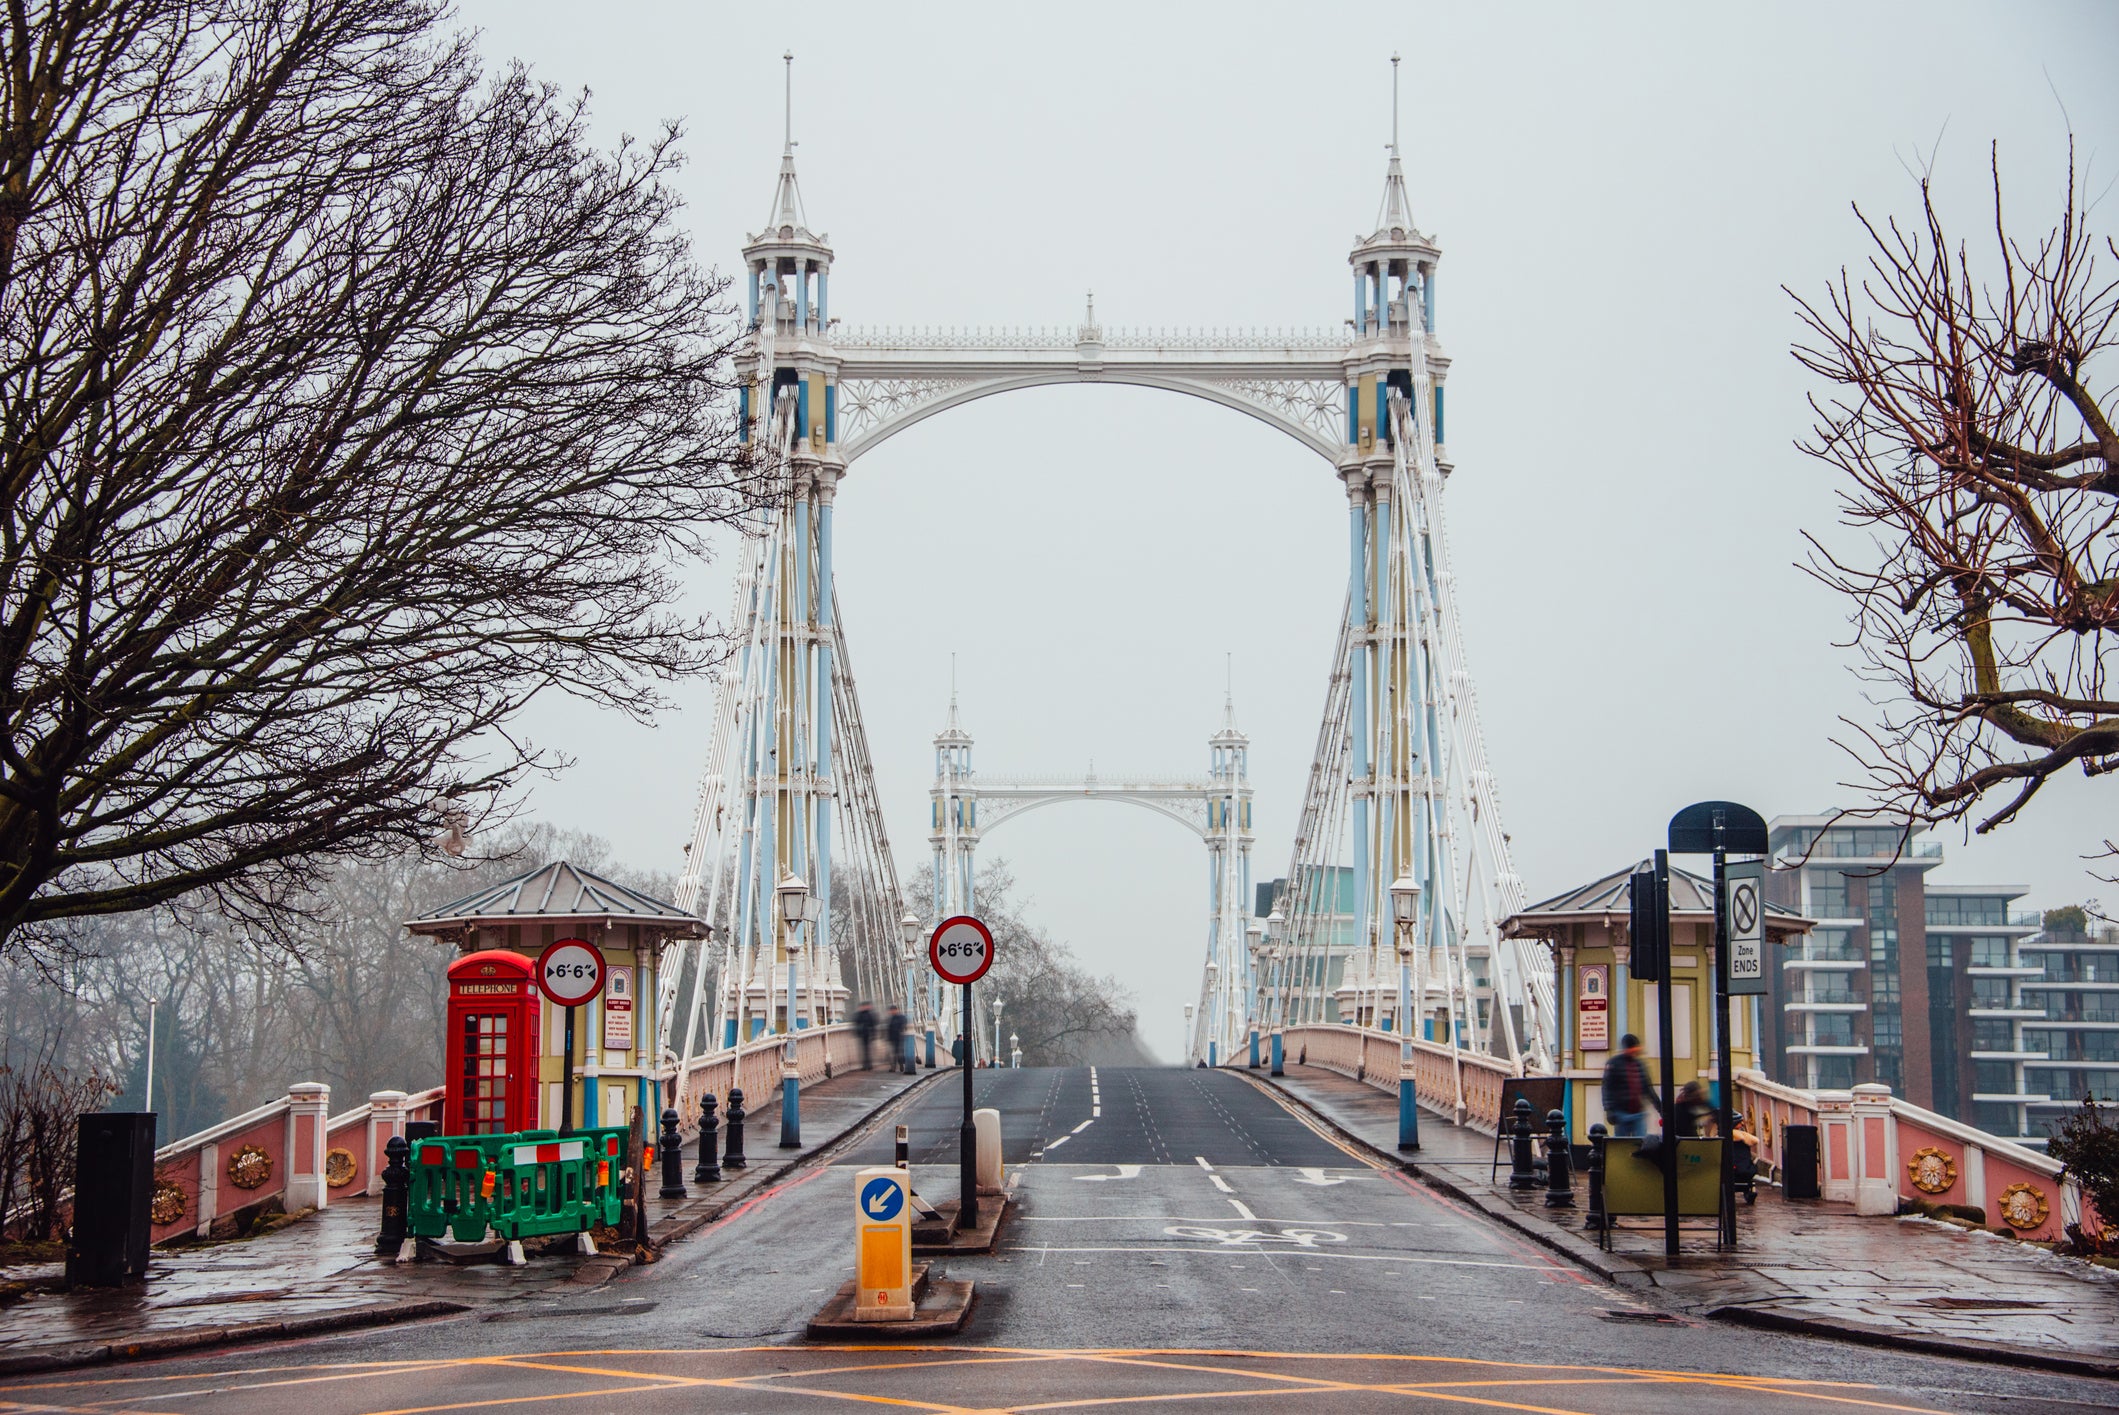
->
[1628, 859, 1667, 983]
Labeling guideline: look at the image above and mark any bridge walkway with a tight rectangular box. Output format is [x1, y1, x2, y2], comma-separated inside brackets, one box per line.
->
[1258, 1062, 2119, 1377]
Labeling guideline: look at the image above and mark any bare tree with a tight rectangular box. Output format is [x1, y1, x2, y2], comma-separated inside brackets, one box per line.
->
[0, 0, 761, 963]
[1792, 138, 2117, 869]
[911, 860, 1147, 1066]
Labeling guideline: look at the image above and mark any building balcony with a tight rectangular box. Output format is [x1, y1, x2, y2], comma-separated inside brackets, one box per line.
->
[1783, 1001, 1865, 1013]
[2031, 1018, 2119, 1030]
[1784, 958, 1865, 971]
[1787, 1044, 1871, 1056]
[1966, 965, 2044, 978]
[1969, 1006, 2046, 1020]
[1971, 1091, 2049, 1105]
[1969, 1049, 2049, 1062]
[1929, 922, 2042, 937]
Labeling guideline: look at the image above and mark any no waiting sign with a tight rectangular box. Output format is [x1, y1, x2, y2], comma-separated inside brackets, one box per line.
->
[1723, 860, 1767, 997]
[929, 915, 995, 985]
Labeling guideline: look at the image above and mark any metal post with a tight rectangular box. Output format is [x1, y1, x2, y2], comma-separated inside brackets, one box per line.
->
[1655, 848, 1680, 1257]
[1713, 833, 1737, 1250]
[694, 1094, 722, 1183]
[722, 1087, 748, 1169]
[376, 1136, 410, 1255]
[658, 1108, 687, 1199]
[1543, 1109, 1573, 1207]
[957, 979, 979, 1231]
[1508, 1098, 1538, 1189]
[1398, 946, 1419, 1150]
[560, 1005, 577, 1133]
[1586, 1122, 1608, 1235]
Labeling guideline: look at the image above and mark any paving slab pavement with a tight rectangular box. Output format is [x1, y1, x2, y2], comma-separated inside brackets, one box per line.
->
[0, 1063, 940, 1374]
[1250, 1061, 2119, 1377]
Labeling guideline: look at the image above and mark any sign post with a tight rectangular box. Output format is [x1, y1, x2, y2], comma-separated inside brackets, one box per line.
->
[929, 915, 994, 1233]
[1669, 801, 1769, 1252]
[537, 939, 607, 1135]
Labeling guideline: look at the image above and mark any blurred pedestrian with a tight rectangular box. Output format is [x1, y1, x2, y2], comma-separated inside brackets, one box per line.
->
[1601, 1034, 1660, 1139]
[885, 1004, 909, 1073]
[853, 1000, 877, 1069]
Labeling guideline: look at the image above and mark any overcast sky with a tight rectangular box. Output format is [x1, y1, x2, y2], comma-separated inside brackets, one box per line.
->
[462, 1, 2118, 1061]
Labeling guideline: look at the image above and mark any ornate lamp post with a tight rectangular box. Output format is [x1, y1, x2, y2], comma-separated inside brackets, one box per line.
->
[898, 912, 921, 1071]
[1009, 1030, 1020, 1069]
[992, 998, 1004, 1069]
[1183, 1002, 1194, 1064]
[1391, 873, 1422, 1151]
[1204, 961, 1220, 1067]
[776, 871, 811, 1147]
[1245, 919, 1265, 1067]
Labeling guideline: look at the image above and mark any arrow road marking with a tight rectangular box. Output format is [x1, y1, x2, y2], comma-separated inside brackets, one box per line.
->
[1073, 1164, 1143, 1182]
[1293, 1168, 1347, 1187]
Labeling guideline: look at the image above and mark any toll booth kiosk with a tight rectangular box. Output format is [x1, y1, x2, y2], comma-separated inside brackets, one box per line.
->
[406, 860, 709, 1140]
[444, 951, 543, 1135]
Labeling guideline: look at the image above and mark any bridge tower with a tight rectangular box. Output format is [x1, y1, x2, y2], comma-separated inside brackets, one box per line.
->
[1198, 696, 1256, 1063]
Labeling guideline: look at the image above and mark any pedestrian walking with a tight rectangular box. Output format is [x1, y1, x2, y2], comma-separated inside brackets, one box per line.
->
[1671, 1079, 1713, 1138]
[1600, 1033, 1660, 1139]
[885, 1004, 909, 1073]
[853, 1000, 877, 1070]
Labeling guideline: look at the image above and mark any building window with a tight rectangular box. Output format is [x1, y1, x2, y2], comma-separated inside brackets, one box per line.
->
[2083, 1032, 2119, 1063]
[1812, 928, 1860, 962]
[1873, 1009, 1903, 1046]
[1927, 896, 2006, 927]
[1971, 977, 2011, 1008]
[1973, 1061, 2016, 1094]
[1816, 1055, 1856, 1089]
[1971, 1020, 2014, 1052]
[1811, 1013, 1855, 1046]
[1810, 973, 1856, 1003]
[1973, 1102, 2022, 1135]
[1969, 936, 2011, 967]
[1809, 873, 1853, 918]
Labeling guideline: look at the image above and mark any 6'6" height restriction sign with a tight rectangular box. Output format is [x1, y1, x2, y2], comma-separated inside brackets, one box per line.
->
[929, 915, 994, 985]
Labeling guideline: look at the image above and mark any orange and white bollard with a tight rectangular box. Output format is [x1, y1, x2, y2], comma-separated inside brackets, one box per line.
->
[852, 1166, 912, 1321]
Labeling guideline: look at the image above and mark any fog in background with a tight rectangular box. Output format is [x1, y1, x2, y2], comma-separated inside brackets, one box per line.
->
[459, 1, 2119, 1061]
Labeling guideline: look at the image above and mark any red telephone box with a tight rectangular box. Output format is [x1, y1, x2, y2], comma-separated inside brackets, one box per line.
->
[444, 950, 542, 1136]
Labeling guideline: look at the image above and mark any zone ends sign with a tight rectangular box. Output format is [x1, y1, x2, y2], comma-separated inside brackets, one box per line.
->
[929, 915, 995, 985]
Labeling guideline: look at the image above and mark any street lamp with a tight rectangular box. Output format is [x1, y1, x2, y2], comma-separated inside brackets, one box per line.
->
[1009, 1030, 1020, 1069]
[899, 912, 921, 1073]
[1390, 873, 1422, 1151]
[776, 872, 810, 1147]
[1184, 1002, 1194, 1062]
[1266, 905, 1287, 1029]
[993, 998, 1004, 1070]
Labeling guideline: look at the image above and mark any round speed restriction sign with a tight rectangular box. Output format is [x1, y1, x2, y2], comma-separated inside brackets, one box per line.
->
[536, 937, 607, 1006]
[929, 915, 995, 985]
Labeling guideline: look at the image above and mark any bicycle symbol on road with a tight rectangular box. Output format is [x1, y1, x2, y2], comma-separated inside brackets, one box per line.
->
[1163, 1226, 1347, 1248]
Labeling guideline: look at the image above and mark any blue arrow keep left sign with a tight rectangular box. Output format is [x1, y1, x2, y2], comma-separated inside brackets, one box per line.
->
[860, 1175, 904, 1221]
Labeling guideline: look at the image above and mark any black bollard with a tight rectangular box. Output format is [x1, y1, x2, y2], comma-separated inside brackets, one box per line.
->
[1508, 1098, 1539, 1190]
[1585, 1122, 1608, 1233]
[722, 1087, 748, 1170]
[376, 1135, 410, 1256]
[1543, 1109, 1574, 1208]
[658, 1108, 688, 1200]
[694, 1094, 723, 1184]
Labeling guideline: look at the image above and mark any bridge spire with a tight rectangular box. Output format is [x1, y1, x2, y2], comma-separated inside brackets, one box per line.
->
[767, 51, 808, 232]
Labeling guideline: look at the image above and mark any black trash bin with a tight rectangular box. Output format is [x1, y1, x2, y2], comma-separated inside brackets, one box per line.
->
[1782, 1123, 1820, 1200]
[66, 1112, 157, 1288]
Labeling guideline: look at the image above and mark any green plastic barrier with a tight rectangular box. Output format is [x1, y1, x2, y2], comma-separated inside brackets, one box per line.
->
[409, 1128, 627, 1245]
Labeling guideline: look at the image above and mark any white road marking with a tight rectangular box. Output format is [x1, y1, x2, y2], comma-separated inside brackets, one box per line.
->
[1194, 1156, 1215, 1172]
[1228, 1199, 1258, 1221]
[1292, 1167, 1347, 1187]
[1092, 1106, 1101, 1117]
[1044, 1135, 1069, 1151]
[1071, 1165, 1143, 1182]
[1071, 1119, 1094, 1134]
[1208, 1174, 1234, 1194]
[1010, 1245, 1560, 1271]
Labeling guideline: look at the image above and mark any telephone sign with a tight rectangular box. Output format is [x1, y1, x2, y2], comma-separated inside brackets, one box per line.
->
[929, 915, 995, 985]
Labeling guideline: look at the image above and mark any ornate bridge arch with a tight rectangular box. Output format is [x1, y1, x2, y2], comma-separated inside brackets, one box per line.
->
[832, 310, 1347, 464]
[666, 70, 1556, 1088]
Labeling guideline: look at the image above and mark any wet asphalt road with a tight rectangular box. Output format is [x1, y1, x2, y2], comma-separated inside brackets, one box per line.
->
[3, 1067, 2114, 1413]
